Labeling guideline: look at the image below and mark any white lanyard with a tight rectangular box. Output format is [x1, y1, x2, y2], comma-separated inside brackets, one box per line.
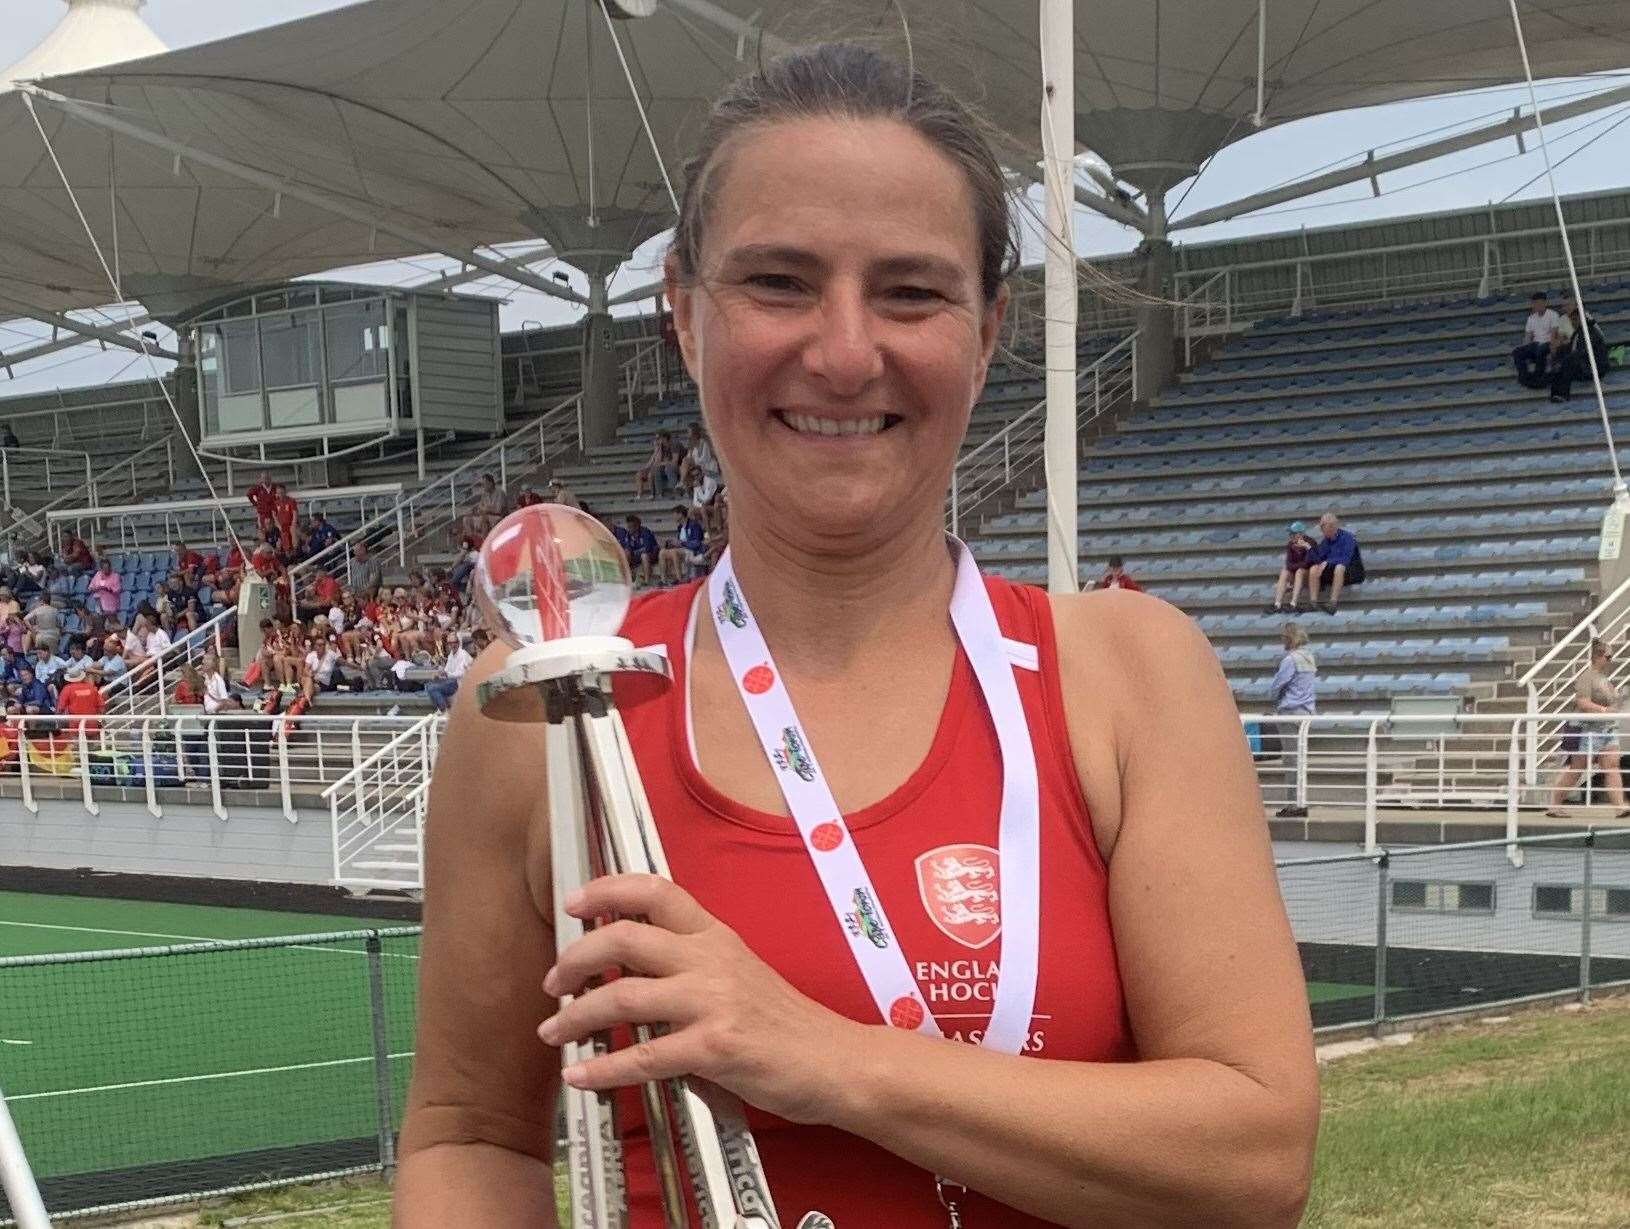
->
[706, 541, 1039, 1055]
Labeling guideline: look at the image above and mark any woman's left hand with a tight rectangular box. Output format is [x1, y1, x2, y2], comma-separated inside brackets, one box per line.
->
[539, 873, 864, 1125]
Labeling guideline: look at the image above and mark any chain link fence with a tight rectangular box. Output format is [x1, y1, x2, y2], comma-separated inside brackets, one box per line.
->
[0, 926, 419, 1223]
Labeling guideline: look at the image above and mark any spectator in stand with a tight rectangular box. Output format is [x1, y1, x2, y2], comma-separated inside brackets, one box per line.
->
[0, 587, 18, 625]
[1547, 638, 1630, 818]
[298, 568, 341, 622]
[97, 635, 127, 685]
[301, 632, 341, 702]
[1269, 623, 1317, 819]
[0, 611, 22, 659]
[426, 632, 474, 711]
[13, 552, 45, 598]
[8, 663, 52, 717]
[249, 535, 281, 579]
[635, 429, 683, 499]
[61, 533, 94, 574]
[246, 471, 278, 538]
[0, 422, 18, 450]
[350, 541, 382, 600]
[1306, 513, 1364, 615]
[271, 483, 299, 552]
[678, 423, 720, 491]
[31, 644, 67, 690]
[174, 542, 205, 582]
[1548, 296, 1611, 403]
[1513, 291, 1562, 389]
[547, 478, 582, 509]
[173, 662, 205, 706]
[1268, 522, 1317, 615]
[448, 541, 479, 592]
[1095, 555, 1142, 592]
[619, 514, 659, 587]
[54, 663, 103, 735]
[88, 559, 122, 619]
[63, 639, 93, 681]
[515, 484, 545, 509]
[457, 474, 504, 544]
[25, 599, 63, 656]
[306, 513, 341, 557]
[658, 504, 707, 584]
[201, 652, 238, 715]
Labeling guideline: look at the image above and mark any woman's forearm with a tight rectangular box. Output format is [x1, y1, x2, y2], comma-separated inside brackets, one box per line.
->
[393, 1141, 557, 1227]
[827, 1026, 1313, 1229]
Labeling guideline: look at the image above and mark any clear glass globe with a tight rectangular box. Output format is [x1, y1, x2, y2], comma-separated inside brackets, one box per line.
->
[474, 504, 632, 647]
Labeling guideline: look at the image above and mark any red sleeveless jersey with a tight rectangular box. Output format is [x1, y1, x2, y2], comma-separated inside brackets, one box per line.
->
[610, 575, 1135, 1227]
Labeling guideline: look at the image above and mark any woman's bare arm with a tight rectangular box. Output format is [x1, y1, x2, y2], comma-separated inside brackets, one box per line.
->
[393, 644, 562, 1226]
[794, 592, 1318, 1227]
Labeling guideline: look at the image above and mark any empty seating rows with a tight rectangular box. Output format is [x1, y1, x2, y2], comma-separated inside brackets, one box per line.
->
[969, 277, 1629, 708]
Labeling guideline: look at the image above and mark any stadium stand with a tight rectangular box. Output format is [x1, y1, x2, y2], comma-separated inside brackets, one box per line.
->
[968, 280, 1630, 710]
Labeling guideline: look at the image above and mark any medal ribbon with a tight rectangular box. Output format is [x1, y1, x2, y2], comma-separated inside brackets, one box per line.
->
[706, 541, 1039, 1053]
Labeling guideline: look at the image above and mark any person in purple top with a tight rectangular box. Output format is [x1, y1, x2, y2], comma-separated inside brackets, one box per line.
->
[1306, 513, 1364, 615]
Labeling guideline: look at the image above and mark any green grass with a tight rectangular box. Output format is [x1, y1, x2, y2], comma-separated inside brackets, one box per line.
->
[1305, 996, 1630, 1227]
[0, 892, 418, 1184]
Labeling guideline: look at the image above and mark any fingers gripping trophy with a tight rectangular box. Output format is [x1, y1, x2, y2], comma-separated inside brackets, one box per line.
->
[474, 504, 833, 1229]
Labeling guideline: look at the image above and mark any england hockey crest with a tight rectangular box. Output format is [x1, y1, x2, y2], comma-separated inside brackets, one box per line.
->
[914, 844, 1001, 950]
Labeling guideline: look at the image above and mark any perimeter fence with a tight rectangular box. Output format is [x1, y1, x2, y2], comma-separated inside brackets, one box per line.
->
[4, 831, 1630, 1219]
[0, 926, 419, 1223]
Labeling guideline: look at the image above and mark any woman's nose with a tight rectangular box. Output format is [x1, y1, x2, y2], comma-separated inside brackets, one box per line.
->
[804, 287, 884, 396]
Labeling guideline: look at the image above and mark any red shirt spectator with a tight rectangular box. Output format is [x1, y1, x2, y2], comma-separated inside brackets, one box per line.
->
[515, 487, 544, 508]
[221, 543, 245, 576]
[313, 572, 341, 607]
[62, 536, 94, 571]
[55, 672, 105, 734]
[1096, 556, 1143, 592]
[247, 476, 277, 530]
[272, 489, 299, 543]
[250, 542, 282, 579]
[176, 545, 204, 575]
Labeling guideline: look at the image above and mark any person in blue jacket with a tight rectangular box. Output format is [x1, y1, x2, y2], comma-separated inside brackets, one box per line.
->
[1305, 512, 1365, 615]
[1269, 623, 1317, 819]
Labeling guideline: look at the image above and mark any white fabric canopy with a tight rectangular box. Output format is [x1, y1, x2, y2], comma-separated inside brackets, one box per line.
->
[2, 0, 1628, 319]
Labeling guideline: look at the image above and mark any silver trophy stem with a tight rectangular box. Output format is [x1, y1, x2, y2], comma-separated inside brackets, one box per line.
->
[547, 720, 626, 1228]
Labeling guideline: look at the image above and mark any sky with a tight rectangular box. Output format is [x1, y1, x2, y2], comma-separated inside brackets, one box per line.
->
[3, 0, 1630, 397]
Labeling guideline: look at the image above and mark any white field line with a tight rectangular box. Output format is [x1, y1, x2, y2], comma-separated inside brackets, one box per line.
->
[8, 1050, 416, 1102]
[0, 918, 419, 960]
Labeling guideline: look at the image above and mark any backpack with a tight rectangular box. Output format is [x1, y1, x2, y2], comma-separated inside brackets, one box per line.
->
[1347, 542, 1366, 586]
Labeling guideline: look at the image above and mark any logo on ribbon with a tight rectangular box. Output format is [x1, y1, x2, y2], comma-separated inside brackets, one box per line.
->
[844, 887, 890, 949]
[809, 822, 844, 851]
[770, 726, 816, 782]
[915, 844, 1001, 950]
[715, 579, 748, 629]
[742, 664, 775, 694]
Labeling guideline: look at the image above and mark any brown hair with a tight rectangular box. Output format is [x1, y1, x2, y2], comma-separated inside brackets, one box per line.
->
[671, 43, 1019, 303]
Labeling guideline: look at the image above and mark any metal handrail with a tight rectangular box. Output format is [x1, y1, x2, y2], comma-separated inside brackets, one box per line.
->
[285, 388, 582, 606]
[0, 434, 175, 547]
[321, 713, 441, 801]
[99, 605, 235, 718]
[947, 331, 1138, 537]
[1519, 567, 1630, 691]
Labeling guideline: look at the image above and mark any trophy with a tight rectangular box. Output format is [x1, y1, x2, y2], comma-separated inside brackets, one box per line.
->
[474, 504, 832, 1229]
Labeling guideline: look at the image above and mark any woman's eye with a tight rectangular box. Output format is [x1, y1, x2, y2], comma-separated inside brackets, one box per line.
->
[746, 273, 803, 294]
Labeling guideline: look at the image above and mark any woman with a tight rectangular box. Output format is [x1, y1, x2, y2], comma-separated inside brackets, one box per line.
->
[1269, 622, 1318, 819]
[634, 429, 682, 499]
[397, 45, 1316, 1227]
[1546, 637, 1630, 818]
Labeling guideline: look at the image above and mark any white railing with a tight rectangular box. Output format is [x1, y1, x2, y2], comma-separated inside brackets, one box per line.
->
[323, 714, 441, 890]
[1519, 563, 1630, 786]
[0, 434, 175, 548]
[1179, 268, 1234, 366]
[1, 713, 429, 824]
[1170, 211, 1630, 327]
[286, 390, 583, 611]
[99, 606, 235, 719]
[0, 446, 92, 511]
[1246, 711, 1630, 863]
[946, 331, 1137, 537]
[45, 482, 404, 556]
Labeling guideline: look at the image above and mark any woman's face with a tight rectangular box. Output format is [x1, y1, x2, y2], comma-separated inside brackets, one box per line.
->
[668, 116, 1005, 544]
